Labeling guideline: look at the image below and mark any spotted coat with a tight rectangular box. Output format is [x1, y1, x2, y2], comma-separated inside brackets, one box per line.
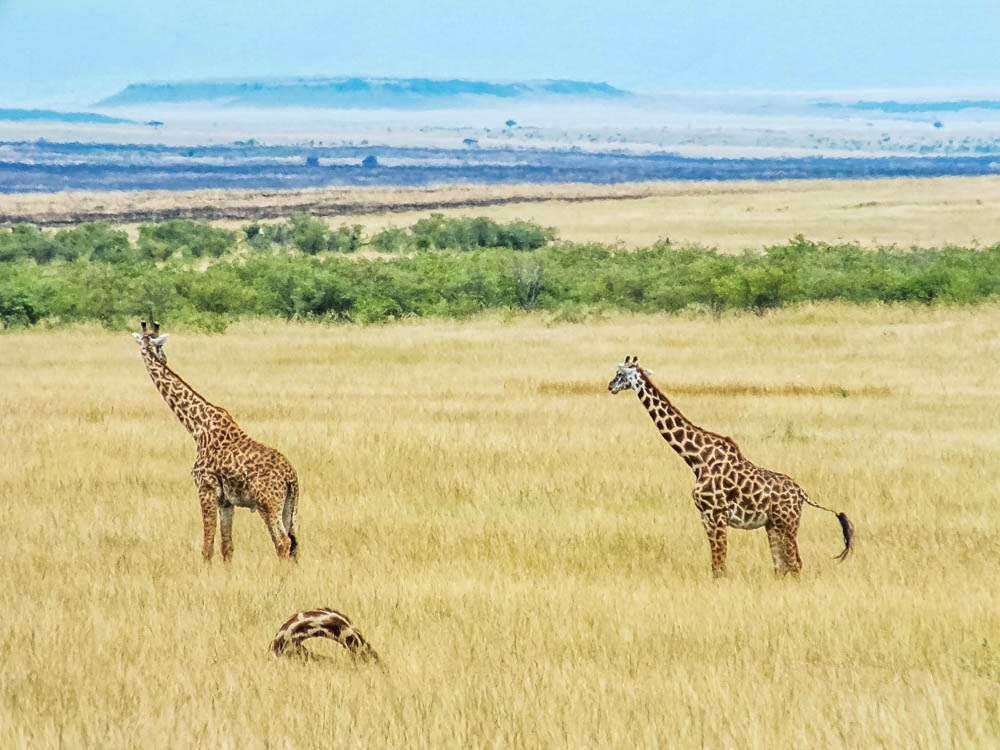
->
[133, 321, 299, 562]
[609, 355, 853, 577]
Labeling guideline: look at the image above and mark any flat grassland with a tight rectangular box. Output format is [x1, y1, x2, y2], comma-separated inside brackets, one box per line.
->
[6, 174, 1000, 251]
[2, 306, 998, 747]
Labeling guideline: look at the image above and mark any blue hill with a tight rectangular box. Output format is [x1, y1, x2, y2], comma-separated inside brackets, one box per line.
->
[0, 108, 135, 124]
[98, 76, 632, 108]
[818, 99, 1000, 113]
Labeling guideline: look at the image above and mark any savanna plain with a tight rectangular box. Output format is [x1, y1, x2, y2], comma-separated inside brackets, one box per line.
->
[2, 303, 999, 748]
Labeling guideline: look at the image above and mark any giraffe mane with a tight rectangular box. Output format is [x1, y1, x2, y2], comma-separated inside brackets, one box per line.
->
[638, 367, 742, 452]
[145, 348, 220, 411]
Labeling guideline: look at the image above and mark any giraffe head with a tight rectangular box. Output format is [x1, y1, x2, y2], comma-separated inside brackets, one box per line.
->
[608, 354, 647, 394]
[132, 320, 169, 363]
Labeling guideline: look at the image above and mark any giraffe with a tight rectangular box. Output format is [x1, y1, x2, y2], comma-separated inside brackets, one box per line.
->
[608, 355, 853, 577]
[132, 321, 299, 562]
[271, 608, 379, 662]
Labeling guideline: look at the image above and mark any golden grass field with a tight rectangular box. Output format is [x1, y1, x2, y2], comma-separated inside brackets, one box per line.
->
[1, 305, 998, 748]
[6, 175, 1000, 251]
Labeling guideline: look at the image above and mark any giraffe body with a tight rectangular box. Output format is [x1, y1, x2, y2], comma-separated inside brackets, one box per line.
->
[609, 355, 853, 577]
[133, 321, 299, 562]
[271, 608, 379, 662]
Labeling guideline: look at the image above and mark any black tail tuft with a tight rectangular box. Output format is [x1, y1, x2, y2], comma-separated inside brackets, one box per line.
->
[834, 512, 854, 561]
[288, 531, 298, 559]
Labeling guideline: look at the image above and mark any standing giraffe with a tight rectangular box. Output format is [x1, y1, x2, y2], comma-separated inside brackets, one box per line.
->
[132, 321, 299, 562]
[608, 355, 853, 577]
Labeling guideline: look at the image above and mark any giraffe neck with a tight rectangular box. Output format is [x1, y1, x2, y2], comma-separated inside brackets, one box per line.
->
[633, 371, 726, 474]
[139, 349, 230, 441]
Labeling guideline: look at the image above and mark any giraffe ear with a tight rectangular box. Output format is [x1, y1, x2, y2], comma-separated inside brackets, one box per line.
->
[132, 332, 142, 344]
[152, 334, 169, 347]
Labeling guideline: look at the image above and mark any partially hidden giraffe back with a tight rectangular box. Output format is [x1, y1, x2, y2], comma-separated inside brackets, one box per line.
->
[609, 354, 853, 577]
[132, 320, 300, 563]
[271, 608, 379, 663]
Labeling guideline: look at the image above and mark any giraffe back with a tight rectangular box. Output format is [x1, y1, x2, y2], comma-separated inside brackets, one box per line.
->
[271, 608, 379, 662]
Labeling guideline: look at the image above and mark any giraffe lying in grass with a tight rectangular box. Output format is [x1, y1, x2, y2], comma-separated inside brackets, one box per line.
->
[132, 321, 300, 562]
[271, 608, 379, 662]
[608, 355, 853, 577]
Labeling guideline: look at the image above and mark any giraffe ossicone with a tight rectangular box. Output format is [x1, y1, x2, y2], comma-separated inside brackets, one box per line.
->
[133, 319, 300, 563]
[609, 354, 853, 577]
[133, 320, 169, 362]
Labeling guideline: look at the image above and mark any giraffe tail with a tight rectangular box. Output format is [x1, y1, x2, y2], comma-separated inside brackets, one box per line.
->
[271, 608, 380, 664]
[285, 477, 299, 559]
[801, 492, 855, 561]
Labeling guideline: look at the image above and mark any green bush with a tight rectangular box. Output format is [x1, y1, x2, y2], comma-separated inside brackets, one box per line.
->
[288, 215, 329, 255]
[409, 214, 555, 251]
[11, 223, 61, 264]
[370, 227, 408, 253]
[61, 223, 134, 263]
[3, 232, 1000, 329]
[137, 220, 237, 260]
[328, 224, 364, 254]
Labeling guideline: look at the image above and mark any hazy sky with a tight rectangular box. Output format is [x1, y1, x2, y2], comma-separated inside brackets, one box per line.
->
[2, 0, 999, 106]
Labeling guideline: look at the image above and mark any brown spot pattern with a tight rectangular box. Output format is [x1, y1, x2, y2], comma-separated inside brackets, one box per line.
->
[271, 608, 379, 663]
[134, 325, 299, 563]
[613, 361, 854, 578]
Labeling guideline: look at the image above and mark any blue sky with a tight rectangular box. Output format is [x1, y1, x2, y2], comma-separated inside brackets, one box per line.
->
[2, 0, 999, 106]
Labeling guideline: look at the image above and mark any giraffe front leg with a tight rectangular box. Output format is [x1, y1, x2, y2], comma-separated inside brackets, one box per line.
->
[196, 483, 220, 563]
[219, 504, 235, 562]
[700, 512, 728, 578]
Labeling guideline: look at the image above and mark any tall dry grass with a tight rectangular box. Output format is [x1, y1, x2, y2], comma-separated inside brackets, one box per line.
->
[1, 305, 998, 748]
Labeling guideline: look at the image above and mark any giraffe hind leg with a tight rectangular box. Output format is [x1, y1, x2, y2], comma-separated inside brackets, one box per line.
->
[258, 493, 294, 560]
[781, 534, 802, 575]
[765, 522, 787, 576]
[219, 504, 235, 561]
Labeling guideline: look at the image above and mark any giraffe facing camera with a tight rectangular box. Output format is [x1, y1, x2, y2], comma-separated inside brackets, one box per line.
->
[132, 320, 169, 362]
[608, 354, 854, 577]
[132, 319, 300, 563]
